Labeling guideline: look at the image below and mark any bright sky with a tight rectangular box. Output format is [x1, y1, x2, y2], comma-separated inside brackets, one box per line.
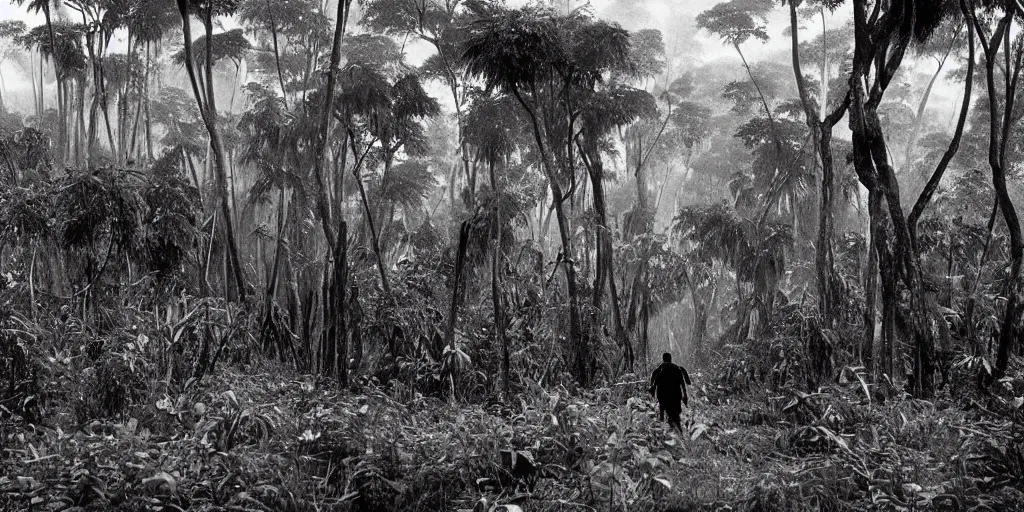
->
[0, 0, 932, 116]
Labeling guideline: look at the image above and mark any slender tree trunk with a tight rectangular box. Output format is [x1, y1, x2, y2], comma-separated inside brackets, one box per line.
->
[39, 52, 44, 118]
[309, 0, 354, 383]
[29, 52, 38, 118]
[271, 23, 288, 109]
[87, 58, 100, 167]
[353, 163, 392, 296]
[734, 42, 785, 156]
[510, 87, 587, 386]
[819, 7, 828, 121]
[552, 188, 587, 384]
[41, 5, 64, 164]
[488, 160, 510, 397]
[97, 36, 117, 165]
[909, 16, 975, 245]
[788, 1, 848, 324]
[902, 26, 960, 173]
[75, 81, 85, 167]
[145, 42, 155, 165]
[328, 222, 348, 384]
[176, 0, 247, 301]
[580, 137, 631, 370]
[863, 202, 878, 376]
[0, 66, 6, 111]
[446, 220, 470, 353]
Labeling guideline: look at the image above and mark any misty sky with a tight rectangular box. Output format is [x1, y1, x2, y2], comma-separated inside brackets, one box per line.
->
[0, 0, 931, 115]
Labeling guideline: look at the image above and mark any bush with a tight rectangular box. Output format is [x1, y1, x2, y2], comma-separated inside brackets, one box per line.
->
[74, 348, 148, 423]
[0, 307, 45, 423]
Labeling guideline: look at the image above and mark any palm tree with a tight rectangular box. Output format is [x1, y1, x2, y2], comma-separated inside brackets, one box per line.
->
[126, 0, 180, 165]
[13, 0, 59, 158]
[460, 6, 646, 385]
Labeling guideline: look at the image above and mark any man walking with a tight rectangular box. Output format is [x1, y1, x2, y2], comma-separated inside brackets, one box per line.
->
[649, 353, 691, 433]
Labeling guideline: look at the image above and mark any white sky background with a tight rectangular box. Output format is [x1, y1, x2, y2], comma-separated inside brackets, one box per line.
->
[0, 0, 958, 118]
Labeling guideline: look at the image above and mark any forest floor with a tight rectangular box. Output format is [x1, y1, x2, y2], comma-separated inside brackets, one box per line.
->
[2, 359, 1023, 512]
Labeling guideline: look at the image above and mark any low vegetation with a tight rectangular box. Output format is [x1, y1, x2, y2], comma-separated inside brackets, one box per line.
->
[2, 0, 1024, 510]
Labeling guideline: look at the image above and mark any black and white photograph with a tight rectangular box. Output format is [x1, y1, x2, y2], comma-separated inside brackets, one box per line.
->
[0, 0, 1022, 510]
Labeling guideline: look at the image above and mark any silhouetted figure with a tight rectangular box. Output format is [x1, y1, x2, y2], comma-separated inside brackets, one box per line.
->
[649, 353, 691, 433]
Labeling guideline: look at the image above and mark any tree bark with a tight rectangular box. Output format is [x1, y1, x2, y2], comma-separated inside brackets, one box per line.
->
[511, 85, 587, 386]
[487, 160, 510, 397]
[787, 0, 848, 325]
[176, 0, 247, 301]
[310, 0, 354, 383]
[973, 10, 1024, 379]
[848, 0, 935, 397]
[863, 204, 878, 376]
[579, 136, 631, 370]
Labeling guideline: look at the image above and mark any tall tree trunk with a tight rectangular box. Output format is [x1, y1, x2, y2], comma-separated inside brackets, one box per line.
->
[176, 0, 247, 301]
[552, 188, 586, 384]
[849, 0, 935, 397]
[309, 0, 354, 383]
[787, 0, 848, 324]
[328, 222, 348, 385]
[352, 156, 392, 297]
[75, 81, 85, 168]
[580, 137, 631, 370]
[488, 160, 510, 397]
[271, 22, 288, 109]
[41, 5, 65, 164]
[510, 88, 587, 386]
[818, 7, 828, 121]
[446, 221, 470, 353]
[975, 12, 1024, 379]
[28, 52, 38, 118]
[863, 202, 878, 376]
[145, 42, 155, 165]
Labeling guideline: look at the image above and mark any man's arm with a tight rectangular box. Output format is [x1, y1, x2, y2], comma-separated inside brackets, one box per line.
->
[649, 367, 660, 396]
[680, 367, 690, 405]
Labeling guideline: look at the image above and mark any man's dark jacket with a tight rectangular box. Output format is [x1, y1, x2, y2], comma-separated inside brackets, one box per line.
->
[649, 362, 691, 410]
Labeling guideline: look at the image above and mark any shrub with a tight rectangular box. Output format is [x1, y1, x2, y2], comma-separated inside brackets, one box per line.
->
[0, 307, 45, 423]
[74, 348, 148, 423]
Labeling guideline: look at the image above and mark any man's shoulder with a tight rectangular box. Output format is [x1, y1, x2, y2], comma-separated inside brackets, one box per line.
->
[656, 363, 682, 376]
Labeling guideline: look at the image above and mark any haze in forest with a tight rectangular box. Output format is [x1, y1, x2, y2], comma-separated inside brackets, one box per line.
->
[0, 0, 1023, 509]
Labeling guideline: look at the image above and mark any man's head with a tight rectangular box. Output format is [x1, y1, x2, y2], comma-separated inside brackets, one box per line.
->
[663, 352, 672, 363]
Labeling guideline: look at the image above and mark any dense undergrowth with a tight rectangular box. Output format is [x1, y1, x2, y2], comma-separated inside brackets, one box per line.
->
[2, 295, 1023, 511]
